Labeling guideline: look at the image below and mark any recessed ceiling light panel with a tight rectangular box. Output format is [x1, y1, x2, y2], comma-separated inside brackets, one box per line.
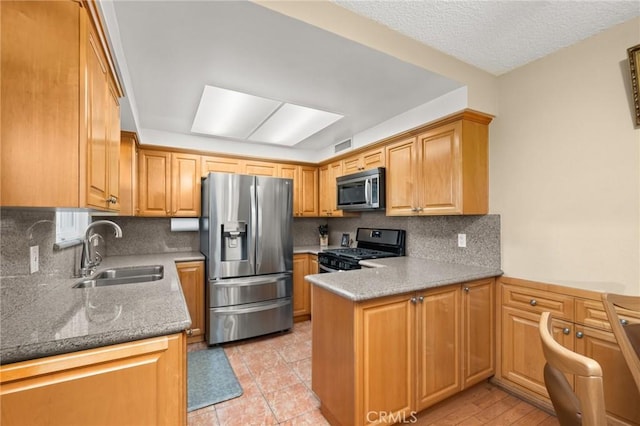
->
[191, 85, 343, 146]
[248, 103, 343, 146]
[191, 85, 280, 138]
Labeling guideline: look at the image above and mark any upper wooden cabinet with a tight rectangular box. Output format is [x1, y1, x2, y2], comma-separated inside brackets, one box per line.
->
[342, 147, 385, 174]
[243, 160, 278, 177]
[0, 1, 122, 210]
[201, 155, 242, 175]
[119, 132, 138, 216]
[280, 164, 318, 217]
[386, 112, 491, 216]
[138, 149, 200, 217]
[319, 161, 356, 217]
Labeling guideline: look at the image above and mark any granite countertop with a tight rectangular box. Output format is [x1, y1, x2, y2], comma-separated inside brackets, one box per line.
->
[293, 245, 342, 255]
[0, 251, 203, 365]
[305, 256, 503, 301]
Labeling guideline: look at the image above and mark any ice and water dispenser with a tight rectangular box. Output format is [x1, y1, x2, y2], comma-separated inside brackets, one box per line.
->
[221, 221, 248, 261]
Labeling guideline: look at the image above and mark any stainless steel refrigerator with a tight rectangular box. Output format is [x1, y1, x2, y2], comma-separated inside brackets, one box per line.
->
[200, 172, 293, 344]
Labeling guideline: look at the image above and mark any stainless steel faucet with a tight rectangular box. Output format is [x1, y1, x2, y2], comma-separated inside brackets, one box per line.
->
[80, 220, 123, 277]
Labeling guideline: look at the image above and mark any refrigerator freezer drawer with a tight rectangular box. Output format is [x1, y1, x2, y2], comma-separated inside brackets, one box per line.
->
[208, 298, 293, 344]
[209, 273, 292, 307]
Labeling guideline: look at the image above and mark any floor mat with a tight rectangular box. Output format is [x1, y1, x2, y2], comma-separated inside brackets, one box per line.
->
[187, 347, 243, 412]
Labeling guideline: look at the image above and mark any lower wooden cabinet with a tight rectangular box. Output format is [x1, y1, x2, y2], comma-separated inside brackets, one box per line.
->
[312, 278, 495, 426]
[497, 277, 640, 425]
[176, 261, 205, 344]
[293, 254, 314, 322]
[0, 333, 186, 426]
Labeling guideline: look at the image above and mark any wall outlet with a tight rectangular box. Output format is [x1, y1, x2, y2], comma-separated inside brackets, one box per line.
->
[30, 245, 39, 274]
[457, 234, 467, 248]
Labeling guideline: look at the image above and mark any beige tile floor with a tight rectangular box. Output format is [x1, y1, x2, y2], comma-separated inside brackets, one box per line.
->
[188, 321, 328, 425]
[187, 320, 558, 426]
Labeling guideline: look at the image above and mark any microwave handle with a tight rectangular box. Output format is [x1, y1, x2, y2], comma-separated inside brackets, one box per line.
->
[365, 178, 371, 205]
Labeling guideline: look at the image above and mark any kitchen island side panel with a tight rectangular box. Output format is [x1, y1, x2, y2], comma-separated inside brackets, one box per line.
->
[312, 285, 356, 426]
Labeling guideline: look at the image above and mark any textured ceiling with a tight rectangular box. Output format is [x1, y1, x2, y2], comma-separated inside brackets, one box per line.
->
[334, 0, 640, 75]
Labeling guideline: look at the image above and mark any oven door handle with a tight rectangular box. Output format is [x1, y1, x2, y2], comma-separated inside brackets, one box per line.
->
[319, 264, 339, 273]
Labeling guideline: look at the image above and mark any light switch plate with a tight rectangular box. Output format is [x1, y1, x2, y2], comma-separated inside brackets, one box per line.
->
[457, 234, 467, 248]
[30, 245, 39, 274]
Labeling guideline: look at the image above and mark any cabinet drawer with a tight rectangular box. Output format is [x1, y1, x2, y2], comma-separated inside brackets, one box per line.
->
[502, 285, 573, 320]
[575, 298, 640, 331]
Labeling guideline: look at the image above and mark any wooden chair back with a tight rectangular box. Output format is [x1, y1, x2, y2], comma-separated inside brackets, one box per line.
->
[601, 293, 640, 393]
[539, 311, 606, 426]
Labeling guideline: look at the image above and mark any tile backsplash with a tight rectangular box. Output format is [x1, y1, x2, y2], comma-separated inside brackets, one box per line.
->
[0, 209, 77, 278]
[1, 209, 500, 280]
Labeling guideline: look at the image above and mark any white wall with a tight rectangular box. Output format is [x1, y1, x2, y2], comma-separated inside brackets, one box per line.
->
[491, 18, 640, 295]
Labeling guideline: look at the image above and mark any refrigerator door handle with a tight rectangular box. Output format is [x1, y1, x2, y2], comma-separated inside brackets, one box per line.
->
[250, 179, 258, 272]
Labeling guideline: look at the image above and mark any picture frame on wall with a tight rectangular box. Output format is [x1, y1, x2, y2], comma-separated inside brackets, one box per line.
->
[628, 44, 640, 126]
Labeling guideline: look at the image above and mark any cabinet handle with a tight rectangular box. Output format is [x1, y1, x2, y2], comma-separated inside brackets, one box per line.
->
[529, 299, 537, 306]
[562, 327, 570, 335]
[411, 207, 418, 212]
[418, 296, 424, 302]
[410, 297, 417, 304]
[105, 196, 117, 204]
[576, 331, 584, 339]
[186, 329, 193, 336]
[417, 207, 424, 212]
[620, 319, 629, 326]
[463, 287, 470, 293]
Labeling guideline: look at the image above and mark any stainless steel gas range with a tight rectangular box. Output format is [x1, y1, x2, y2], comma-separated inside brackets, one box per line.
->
[317, 228, 406, 272]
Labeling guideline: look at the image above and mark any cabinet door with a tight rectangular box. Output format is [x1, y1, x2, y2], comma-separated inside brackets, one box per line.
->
[575, 325, 640, 425]
[318, 165, 331, 216]
[416, 286, 461, 411]
[362, 147, 385, 170]
[279, 164, 299, 215]
[358, 295, 414, 425]
[417, 122, 462, 214]
[176, 261, 205, 344]
[299, 166, 319, 217]
[502, 307, 574, 398]
[462, 279, 495, 388]
[106, 82, 121, 211]
[85, 25, 110, 210]
[328, 161, 344, 216]
[244, 160, 278, 176]
[1, 1, 81, 208]
[292, 254, 310, 320]
[201, 155, 242, 175]
[138, 150, 171, 216]
[0, 334, 186, 426]
[119, 133, 138, 216]
[385, 137, 417, 216]
[342, 155, 361, 175]
[171, 153, 200, 217]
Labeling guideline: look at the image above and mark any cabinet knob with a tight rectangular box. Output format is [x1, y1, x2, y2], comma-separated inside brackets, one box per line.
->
[411, 207, 418, 212]
[576, 331, 584, 339]
[463, 287, 470, 293]
[620, 319, 629, 326]
[562, 327, 570, 335]
[106, 196, 117, 204]
[410, 297, 417, 304]
[186, 329, 193, 336]
[418, 296, 424, 302]
[417, 207, 424, 212]
[529, 299, 537, 306]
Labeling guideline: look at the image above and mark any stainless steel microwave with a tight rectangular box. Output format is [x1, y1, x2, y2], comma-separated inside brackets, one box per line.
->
[336, 167, 385, 211]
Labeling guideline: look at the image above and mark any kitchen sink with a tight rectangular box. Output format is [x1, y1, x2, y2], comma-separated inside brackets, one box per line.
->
[73, 265, 164, 288]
